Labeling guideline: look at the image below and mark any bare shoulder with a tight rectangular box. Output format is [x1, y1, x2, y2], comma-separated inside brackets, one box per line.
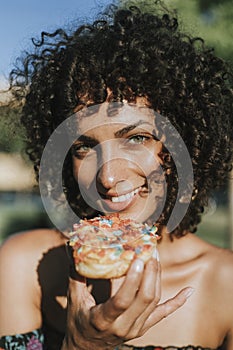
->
[0, 229, 67, 335]
[209, 244, 233, 341]
[0, 227, 67, 254]
[210, 244, 233, 291]
[198, 237, 233, 320]
[186, 234, 233, 296]
[195, 235, 233, 279]
[202, 239, 233, 277]
[185, 235, 233, 342]
[0, 227, 68, 293]
[0, 229, 65, 267]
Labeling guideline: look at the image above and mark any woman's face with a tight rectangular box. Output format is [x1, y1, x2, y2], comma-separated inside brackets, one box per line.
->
[72, 102, 166, 223]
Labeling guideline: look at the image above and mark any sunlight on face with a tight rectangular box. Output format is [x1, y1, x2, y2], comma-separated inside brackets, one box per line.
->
[39, 101, 193, 233]
[72, 102, 167, 223]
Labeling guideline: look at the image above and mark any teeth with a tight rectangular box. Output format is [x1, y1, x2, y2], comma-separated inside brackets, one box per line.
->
[111, 188, 139, 203]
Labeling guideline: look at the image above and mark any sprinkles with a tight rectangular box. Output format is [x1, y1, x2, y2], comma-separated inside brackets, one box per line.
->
[69, 214, 160, 278]
[69, 214, 159, 248]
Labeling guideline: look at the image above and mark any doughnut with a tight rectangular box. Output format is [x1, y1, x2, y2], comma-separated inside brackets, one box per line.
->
[68, 214, 159, 279]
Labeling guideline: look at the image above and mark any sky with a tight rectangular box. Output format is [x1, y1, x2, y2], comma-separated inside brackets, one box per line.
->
[0, 0, 111, 87]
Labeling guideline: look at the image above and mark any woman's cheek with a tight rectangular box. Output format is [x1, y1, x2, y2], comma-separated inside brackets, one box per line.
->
[131, 147, 162, 178]
[72, 156, 97, 189]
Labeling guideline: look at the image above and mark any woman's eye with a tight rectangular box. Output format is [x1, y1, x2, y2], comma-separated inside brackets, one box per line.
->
[72, 143, 94, 158]
[128, 135, 150, 144]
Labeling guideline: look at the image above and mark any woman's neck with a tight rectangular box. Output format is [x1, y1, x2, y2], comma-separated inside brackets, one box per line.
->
[157, 230, 205, 268]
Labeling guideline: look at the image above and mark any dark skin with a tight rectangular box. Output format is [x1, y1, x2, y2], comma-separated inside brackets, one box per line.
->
[0, 228, 190, 349]
[1, 4, 233, 348]
[1, 225, 233, 349]
[1, 102, 233, 349]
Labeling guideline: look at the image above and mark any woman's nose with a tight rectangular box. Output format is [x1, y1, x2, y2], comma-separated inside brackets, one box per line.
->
[96, 140, 128, 190]
[96, 158, 126, 190]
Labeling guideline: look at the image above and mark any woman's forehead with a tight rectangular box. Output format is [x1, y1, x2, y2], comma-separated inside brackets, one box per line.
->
[74, 102, 156, 134]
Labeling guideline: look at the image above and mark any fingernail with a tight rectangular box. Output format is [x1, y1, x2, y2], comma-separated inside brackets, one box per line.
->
[184, 287, 195, 299]
[132, 259, 144, 272]
[152, 248, 160, 261]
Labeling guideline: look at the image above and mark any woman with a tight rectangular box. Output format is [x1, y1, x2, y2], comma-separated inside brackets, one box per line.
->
[0, 3, 233, 349]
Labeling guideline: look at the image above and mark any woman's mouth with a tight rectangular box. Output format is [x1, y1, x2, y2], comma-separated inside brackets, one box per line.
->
[111, 188, 140, 202]
[99, 187, 143, 213]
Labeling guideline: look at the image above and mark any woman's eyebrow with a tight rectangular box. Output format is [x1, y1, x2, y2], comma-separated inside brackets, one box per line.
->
[75, 135, 97, 143]
[114, 120, 153, 138]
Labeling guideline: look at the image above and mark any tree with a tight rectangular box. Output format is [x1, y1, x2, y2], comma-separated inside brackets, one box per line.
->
[0, 104, 25, 153]
[119, 0, 233, 62]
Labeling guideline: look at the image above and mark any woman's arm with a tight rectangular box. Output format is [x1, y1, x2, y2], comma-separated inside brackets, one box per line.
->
[0, 232, 42, 336]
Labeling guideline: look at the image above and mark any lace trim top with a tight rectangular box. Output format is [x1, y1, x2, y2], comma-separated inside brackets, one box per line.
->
[0, 330, 226, 350]
[115, 343, 226, 350]
[0, 329, 44, 349]
[115, 345, 224, 350]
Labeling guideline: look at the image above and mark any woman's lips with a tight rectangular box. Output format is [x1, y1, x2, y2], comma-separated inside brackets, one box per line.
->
[111, 188, 140, 202]
[99, 187, 142, 212]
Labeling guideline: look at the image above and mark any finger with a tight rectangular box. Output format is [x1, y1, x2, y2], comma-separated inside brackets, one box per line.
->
[89, 259, 145, 331]
[110, 259, 145, 312]
[127, 257, 162, 337]
[138, 255, 161, 303]
[113, 257, 161, 336]
[142, 287, 195, 332]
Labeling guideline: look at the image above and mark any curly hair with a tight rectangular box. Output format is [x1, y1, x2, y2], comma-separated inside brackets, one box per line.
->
[9, 3, 233, 238]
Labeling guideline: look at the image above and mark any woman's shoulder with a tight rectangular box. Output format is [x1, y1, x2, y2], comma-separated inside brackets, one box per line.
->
[197, 236, 233, 311]
[0, 228, 67, 335]
[207, 244, 233, 336]
[209, 244, 233, 289]
[200, 237, 233, 271]
[1, 228, 67, 247]
[194, 235, 233, 275]
[188, 233, 232, 260]
[183, 234, 233, 292]
[0, 228, 67, 276]
[182, 235, 233, 337]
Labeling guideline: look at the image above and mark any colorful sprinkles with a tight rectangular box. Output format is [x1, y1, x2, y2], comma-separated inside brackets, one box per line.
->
[69, 214, 159, 266]
[70, 214, 159, 248]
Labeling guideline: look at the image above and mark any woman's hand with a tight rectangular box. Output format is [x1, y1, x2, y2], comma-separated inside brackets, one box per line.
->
[62, 252, 193, 350]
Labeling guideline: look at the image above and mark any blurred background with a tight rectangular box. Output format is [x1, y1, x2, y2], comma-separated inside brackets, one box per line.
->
[0, 0, 233, 247]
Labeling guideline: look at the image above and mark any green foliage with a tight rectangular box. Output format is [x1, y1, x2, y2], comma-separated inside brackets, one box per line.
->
[168, 0, 233, 62]
[1, 0, 232, 154]
[0, 105, 25, 153]
[119, 0, 233, 62]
